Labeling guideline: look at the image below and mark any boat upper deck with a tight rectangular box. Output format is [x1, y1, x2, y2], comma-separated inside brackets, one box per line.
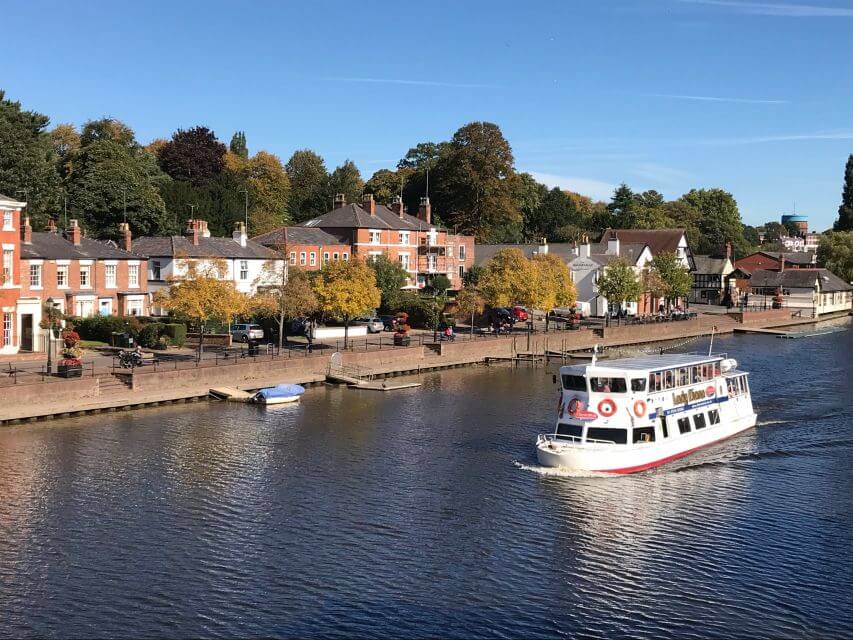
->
[562, 353, 725, 376]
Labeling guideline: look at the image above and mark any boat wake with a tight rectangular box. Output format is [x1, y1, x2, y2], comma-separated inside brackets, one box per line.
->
[755, 419, 791, 427]
[512, 460, 614, 478]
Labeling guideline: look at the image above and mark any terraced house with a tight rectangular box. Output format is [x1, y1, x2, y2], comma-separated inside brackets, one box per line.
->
[17, 218, 149, 351]
[253, 193, 475, 290]
[0, 194, 25, 355]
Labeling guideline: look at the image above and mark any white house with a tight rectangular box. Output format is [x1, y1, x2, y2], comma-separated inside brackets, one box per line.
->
[568, 229, 693, 317]
[748, 268, 852, 317]
[133, 219, 284, 316]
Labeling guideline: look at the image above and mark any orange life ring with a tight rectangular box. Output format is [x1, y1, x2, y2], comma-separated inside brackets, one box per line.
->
[597, 398, 616, 417]
[633, 399, 647, 417]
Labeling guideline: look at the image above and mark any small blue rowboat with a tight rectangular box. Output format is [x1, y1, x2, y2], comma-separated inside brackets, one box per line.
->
[252, 384, 306, 405]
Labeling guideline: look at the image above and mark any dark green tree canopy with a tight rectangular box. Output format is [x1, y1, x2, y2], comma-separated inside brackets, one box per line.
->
[368, 254, 409, 311]
[327, 159, 364, 206]
[835, 154, 853, 231]
[0, 90, 62, 228]
[157, 126, 226, 186]
[80, 118, 136, 148]
[229, 131, 248, 159]
[286, 149, 330, 223]
[679, 188, 748, 257]
[365, 168, 407, 205]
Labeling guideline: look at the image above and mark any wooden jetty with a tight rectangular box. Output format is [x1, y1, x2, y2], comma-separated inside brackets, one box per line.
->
[209, 387, 253, 401]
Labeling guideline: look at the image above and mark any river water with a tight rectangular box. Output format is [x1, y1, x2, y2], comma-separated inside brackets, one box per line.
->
[1, 325, 851, 639]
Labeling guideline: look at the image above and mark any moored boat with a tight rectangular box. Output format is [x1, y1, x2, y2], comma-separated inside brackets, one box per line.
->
[536, 351, 757, 474]
[252, 384, 306, 405]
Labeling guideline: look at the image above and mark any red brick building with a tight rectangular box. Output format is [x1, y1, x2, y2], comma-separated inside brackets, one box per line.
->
[16, 219, 148, 351]
[253, 193, 476, 290]
[0, 194, 25, 355]
[734, 251, 816, 272]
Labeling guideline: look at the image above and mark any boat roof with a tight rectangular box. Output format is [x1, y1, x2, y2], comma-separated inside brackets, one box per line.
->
[562, 353, 724, 375]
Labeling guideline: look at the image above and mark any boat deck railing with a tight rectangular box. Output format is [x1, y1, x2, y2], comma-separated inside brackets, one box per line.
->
[540, 433, 617, 446]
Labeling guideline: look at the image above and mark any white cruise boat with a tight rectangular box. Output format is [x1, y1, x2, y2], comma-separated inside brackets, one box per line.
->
[536, 352, 757, 474]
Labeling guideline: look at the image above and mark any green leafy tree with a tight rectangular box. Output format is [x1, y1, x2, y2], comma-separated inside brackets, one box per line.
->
[607, 183, 636, 226]
[229, 131, 248, 159]
[527, 186, 579, 241]
[0, 90, 62, 229]
[253, 264, 317, 349]
[157, 126, 226, 186]
[679, 188, 748, 257]
[595, 258, 641, 313]
[398, 142, 450, 170]
[835, 154, 853, 231]
[817, 231, 853, 283]
[743, 225, 761, 248]
[158, 173, 244, 236]
[286, 149, 330, 223]
[365, 168, 411, 205]
[428, 274, 452, 294]
[368, 254, 409, 311]
[650, 251, 693, 311]
[66, 138, 171, 237]
[224, 151, 291, 235]
[80, 118, 136, 148]
[514, 172, 548, 240]
[761, 221, 787, 242]
[478, 248, 540, 308]
[455, 285, 485, 336]
[327, 159, 364, 206]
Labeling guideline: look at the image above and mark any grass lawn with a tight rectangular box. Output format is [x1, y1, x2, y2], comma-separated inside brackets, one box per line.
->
[80, 340, 109, 348]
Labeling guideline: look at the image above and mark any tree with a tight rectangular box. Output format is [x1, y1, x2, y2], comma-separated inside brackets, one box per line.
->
[679, 188, 748, 257]
[607, 183, 636, 226]
[761, 221, 787, 243]
[835, 154, 853, 231]
[365, 168, 410, 205]
[49, 123, 80, 160]
[478, 248, 539, 308]
[595, 258, 641, 313]
[154, 259, 250, 358]
[817, 232, 853, 283]
[514, 172, 548, 240]
[158, 172, 244, 237]
[0, 90, 62, 229]
[286, 149, 330, 223]
[80, 118, 136, 148]
[368, 254, 409, 311]
[327, 159, 364, 206]
[313, 258, 380, 347]
[455, 285, 485, 336]
[229, 131, 248, 159]
[532, 253, 576, 311]
[526, 187, 579, 241]
[157, 126, 226, 186]
[253, 265, 317, 349]
[650, 251, 693, 311]
[224, 150, 291, 235]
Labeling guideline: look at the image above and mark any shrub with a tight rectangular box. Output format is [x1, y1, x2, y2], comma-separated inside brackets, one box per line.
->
[73, 315, 143, 343]
[162, 323, 187, 347]
[138, 323, 166, 349]
[392, 292, 431, 328]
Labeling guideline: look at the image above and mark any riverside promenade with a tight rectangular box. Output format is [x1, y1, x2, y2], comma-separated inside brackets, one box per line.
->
[0, 309, 848, 425]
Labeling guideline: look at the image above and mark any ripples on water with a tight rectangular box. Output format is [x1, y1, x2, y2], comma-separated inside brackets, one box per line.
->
[0, 326, 851, 639]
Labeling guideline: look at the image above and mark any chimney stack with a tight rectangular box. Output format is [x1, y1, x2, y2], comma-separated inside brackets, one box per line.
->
[418, 197, 431, 225]
[185, 219, 201, 246]
[21, 216, 32, 245]
[391, 196, 405, 218]
[362, 193, 376, 216]
[539, 237, 549, 254]
[580, 235, 591, 259]
[333, 193, 346, 209]
[606, 231, 620, 256]
[571, 240, 579, 257]
[233, 221, 248, 247]
[118, 222, 132, 252]
[66, 219, 82, 246]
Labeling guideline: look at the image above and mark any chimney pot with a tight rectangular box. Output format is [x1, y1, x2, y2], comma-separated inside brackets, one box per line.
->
[419, 196, 432, 225]
[333, 193, 346, 209]
[362, 193, 376, 216]
[118, 222, 132, 252]
[391, 196, 405, 218]
[21, 216, 32, 245]
[67, 219, 82, 245]
[233, 221, 247, 247]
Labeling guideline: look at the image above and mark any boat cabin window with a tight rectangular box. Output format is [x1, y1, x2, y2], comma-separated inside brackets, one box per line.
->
[708, 409, 720, 425]
[693, 413, 707, 430]
[590, 377, 627, 393]
[632, 426, 655, 443]
[727, 376, 748, 397]
[649, 373, 662, 393]
[664, 370, 675, 390]
[562, 374, 587, 391]
[586, 427, 627, 445]
[677, 368, 690, 386]
[556, 423, 584, 439]
[677, 417, 691, 434]
[631, 378, 646, 392]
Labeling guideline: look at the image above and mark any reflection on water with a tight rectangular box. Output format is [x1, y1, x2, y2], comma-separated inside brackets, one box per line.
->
[0, 325, 851, 639]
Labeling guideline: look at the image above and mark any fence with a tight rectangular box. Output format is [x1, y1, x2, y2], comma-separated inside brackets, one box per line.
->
[0, 360, 97, 388]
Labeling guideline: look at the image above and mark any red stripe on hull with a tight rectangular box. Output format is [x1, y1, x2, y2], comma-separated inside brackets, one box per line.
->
[595, 431, 743, 474]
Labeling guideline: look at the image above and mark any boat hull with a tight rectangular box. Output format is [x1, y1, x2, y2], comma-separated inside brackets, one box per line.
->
[536, 413, 757, 474]
[254, 395, 301, 405]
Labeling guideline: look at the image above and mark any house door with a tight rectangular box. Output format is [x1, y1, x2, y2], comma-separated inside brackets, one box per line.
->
[21, 314, 34, 351]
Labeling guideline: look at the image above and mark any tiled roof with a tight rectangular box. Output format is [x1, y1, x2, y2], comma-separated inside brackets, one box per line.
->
[749, 268, 851, 292]
[600, 228, 687, 255]
[300, 203, 435, 231]
[693, 255, 732, 274]
[253, 227, 348, 247]
[588, 242, 648, 266]
[132, 235, 279, 259]
[20, 232, 145, 260]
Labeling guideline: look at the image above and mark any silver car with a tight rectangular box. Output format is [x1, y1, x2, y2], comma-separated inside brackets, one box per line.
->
[230, 323, 264, 342]
[351, 316, 384, 333]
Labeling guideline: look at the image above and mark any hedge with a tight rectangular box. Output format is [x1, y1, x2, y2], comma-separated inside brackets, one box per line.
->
[70, 316, 143, 344]
[163, 323, 187, 347]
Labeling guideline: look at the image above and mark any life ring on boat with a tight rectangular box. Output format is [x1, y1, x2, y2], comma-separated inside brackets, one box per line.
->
[568, 398, 581, 416]
[633, 399, 647, 417]
[597, 398, 616, 417]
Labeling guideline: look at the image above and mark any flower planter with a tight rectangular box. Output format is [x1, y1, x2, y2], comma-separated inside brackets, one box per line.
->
[58, 363, 83, 378]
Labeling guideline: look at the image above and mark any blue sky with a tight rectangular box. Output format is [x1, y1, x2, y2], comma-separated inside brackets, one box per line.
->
[2, 0, 851, 230]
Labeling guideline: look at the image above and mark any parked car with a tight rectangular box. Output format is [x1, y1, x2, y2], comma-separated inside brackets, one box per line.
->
[230, 323, 264, 343]
[512, 306, 529, 322]
[379, 315, 397, 332]
[351, 316, 384, 333]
